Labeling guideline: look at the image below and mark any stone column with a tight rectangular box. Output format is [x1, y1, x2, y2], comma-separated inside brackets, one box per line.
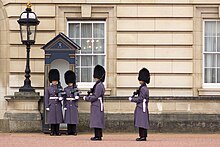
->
[4, 92, 42, 132]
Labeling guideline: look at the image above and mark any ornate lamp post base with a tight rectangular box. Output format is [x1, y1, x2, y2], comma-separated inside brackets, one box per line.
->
[19, 86, 35, 92]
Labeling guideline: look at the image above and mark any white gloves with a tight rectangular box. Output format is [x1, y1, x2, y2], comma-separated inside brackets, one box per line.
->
[58, 97, 63, 101]
[75, 96, 79, 100]
[64, 107, 67, 111]
[128, 97, 132, 101]
[46, 108, 50, 111]
[83, 96, 86, 101]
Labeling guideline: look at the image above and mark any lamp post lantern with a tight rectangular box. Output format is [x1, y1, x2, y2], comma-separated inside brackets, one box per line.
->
[17, 3, 40, 92]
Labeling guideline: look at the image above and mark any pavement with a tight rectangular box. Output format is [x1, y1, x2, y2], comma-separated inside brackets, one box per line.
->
[0, 133, 220, 147]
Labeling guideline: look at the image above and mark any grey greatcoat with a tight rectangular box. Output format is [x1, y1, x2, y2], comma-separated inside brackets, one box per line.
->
[85, 81, 105, 128]
[63, 86, 79, 124]
[45, 84, 63, 124]
[131, 83, 150, 129]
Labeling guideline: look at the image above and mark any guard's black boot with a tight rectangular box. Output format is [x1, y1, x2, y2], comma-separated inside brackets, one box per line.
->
[72, 124, 77, 136]
[91, 128, 102, 141]
[55, 124, 61, 136]
[136, 128, 147, 141]
[90, 137, 102, 141]
[136, 137, 147, 141]
[50, 124, 55, 136]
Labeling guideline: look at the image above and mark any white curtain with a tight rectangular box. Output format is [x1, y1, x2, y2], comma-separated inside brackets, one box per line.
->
[204, 21, 218, 83]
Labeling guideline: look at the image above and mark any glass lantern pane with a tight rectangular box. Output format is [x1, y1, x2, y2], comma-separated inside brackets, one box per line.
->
[21, 25, 27, 41]
[28, 25, 36, 41]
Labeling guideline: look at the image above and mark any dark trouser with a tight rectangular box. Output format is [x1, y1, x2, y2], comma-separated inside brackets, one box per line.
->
[67, 124, 76, 135]
[51, 124, 60, 135]
[51, 124, 55, 135]
[139, 128, 147, 138]
[94, 128, 102, 138]
[55, 124, 60, 135]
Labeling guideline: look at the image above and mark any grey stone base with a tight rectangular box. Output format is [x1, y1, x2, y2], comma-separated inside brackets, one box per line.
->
[0, 119, 9, 132]
[77, 113, 220, 133]
[1, 113, 220, 133]
[4, 112, 42, 132]
[8, 120, 42, 132]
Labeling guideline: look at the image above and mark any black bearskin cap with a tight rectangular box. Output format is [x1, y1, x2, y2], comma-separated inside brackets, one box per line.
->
[138, 68, 150, 84]
[93, 65, 105, 82]
[64, 70, 76, 85]
[49, 69, 60, 83]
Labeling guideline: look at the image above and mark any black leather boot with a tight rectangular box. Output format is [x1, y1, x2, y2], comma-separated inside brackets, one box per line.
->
[55, 124, 61, 136]
[91, 128, 102, 141]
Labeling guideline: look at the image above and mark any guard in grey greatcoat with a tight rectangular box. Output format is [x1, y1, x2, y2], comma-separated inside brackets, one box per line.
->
[63, 70, 79, 135]
[129, 68, 150, 141]
[83, 65, 105, 141]
[45, 69, 64, 136]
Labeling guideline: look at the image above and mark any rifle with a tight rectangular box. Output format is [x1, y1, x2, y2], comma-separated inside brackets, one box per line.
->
[70, 87, 81, 96]
[55, 82, 66, 97]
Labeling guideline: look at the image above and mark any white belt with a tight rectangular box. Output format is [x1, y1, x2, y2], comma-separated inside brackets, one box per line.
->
[49, 97, 59, 99]
[143, 99, 147, 113]
[66, 97, 75, 101]
[98, 97, 103, 112]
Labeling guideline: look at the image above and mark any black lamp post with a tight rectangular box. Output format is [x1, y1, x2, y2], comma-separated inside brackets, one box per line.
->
[17, 3, 40, 92]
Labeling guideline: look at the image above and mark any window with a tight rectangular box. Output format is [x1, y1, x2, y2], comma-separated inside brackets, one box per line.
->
[67, 21, 106, 87]
[203, 20, 220, 87]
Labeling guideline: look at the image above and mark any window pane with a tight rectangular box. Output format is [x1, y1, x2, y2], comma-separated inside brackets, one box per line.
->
[217, 69, 220, 83]
[81, 56, 92, 66]
[75, 68, 80, 82]
[93, 55, 105, 66]
[217, 54, 220, 68]
[205, 54, 216, 67]
[81, 39, 92, 54]
[93, 23, 104, 38]
[72, 39, 80, 53]
[69, 23, 80, 38]
[204, 68, 216, 83]
[81, 23, 92, 38]
[81, 68, 92, 82]
[93, 39, 104, 54]
[205, 21, 216, 36]
[205, 37, 216, 52]
[217, 22, 220, 36]
[217, 37, 220, 52]
[75, 56, 80, 66]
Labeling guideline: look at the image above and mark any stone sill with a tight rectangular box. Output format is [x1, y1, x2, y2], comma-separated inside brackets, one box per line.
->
[198, 88, 220, 96]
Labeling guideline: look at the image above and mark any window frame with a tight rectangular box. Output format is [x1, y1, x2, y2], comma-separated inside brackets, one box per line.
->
[203, 19, 220, 88]
[67, 20, 107, 88]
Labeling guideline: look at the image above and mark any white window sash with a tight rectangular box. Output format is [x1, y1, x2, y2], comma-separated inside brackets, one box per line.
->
[203, 20, 220, 87]
[67, 21, 106, 88]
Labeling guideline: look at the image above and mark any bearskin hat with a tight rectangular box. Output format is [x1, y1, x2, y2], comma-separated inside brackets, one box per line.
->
[49, 69, 60, 83]
[138, 68, 150, 84]
[93, 65, 105, 82]
[64, 70, 76, 85]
